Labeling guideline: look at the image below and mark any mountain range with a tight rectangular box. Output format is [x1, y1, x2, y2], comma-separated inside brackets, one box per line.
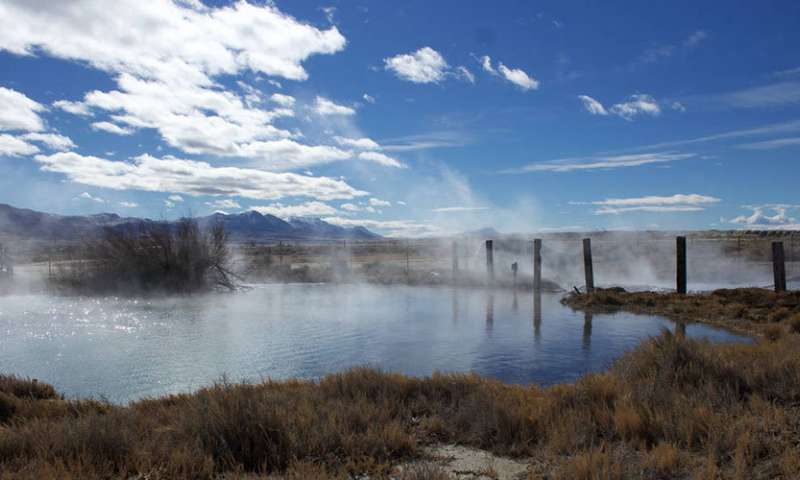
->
[0, 204, 380, 242]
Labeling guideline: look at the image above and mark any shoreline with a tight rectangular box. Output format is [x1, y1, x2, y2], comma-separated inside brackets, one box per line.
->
[1, 287, 799, 478]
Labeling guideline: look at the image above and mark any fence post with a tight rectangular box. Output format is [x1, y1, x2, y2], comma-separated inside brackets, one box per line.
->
[452, 240, 459, 278]
[583, 238, 594, 293]
[676, 236, 687, 294]
[533, 238, 542, 292]
[773, 241, 787, 292]
[485, 240, 494, 284]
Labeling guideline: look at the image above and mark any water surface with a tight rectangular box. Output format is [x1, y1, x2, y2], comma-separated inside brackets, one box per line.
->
[0, 284, 747, 403]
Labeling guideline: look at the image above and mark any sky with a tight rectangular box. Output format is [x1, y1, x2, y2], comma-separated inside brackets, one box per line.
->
[1, 0, 799, 236]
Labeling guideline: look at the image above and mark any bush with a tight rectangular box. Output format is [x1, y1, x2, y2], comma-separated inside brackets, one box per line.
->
[52, 218, 235, 294]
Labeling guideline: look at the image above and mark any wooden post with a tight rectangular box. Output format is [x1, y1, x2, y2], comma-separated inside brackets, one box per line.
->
[485, 240, 494, 283]
[582, 238, 594, 293]
[533, 238, 542, 292]
[511, 261, 518, 287]
[452, 241, 459, 276]
[773, 241, 786, 292]
[676, 236, 687, 294]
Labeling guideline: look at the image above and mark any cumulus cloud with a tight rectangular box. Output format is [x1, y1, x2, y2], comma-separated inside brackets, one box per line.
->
[729, 205, 799, 229]
[21, 132, 75, 151]
[0, 134, 39, 156]
[357, 151, 405, 168]
[384, 47, 448, 83]
[479, 56, 538, 90]
[168, 194, 184, 203]
[251, 201, 337, 218]
[33, 152, 368, 201]
[479, 55, 496, 74]
[368, 198, 391, 207]
[333, 136, 380, 150]
[362, 93, 375, 104]
[237, 138, 352, 170]
[53, 99, 92, 116]
[91, 121, 134, 135]
[270, 93, 295, 107]
[76, 191, 105, 203]
[578, 94, 662, 120]
[119, 201, 138, 208]
[0, 1, 348, 162]
[578, 95, 608, 115]
[0, 86, 45, 131]
[610, 94, 661, 120]
[497, 63, 538, 90]
[511, 152, 696, 173]
[314, 96, 355, 115]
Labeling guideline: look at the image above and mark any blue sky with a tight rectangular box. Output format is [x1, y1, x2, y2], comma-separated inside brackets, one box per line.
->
[1, 0, 799, 236]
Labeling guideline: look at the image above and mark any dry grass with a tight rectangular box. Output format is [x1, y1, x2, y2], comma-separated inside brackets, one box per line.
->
[562, 287, 800, 337]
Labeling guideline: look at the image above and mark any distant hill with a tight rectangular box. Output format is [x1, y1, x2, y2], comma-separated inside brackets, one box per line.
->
[0, 204, 380, 242]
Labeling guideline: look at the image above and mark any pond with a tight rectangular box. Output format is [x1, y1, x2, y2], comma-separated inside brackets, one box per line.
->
[0, 284, 748, 403]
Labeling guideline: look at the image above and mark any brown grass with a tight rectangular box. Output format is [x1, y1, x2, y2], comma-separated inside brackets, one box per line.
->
[562, 287, 800, 337]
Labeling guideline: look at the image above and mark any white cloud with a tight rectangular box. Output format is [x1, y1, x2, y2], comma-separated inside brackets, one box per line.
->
[368, 198, 391, 207]
[168, 194, 184, 203]
[609, 94, 661, 120]
[251, 201, 337, 218]
[0, 1, 346, 82]
[478, 56, 538, 90]
[582, 193, 720, 215]
[362, 93, 375, 104]
[340, 203, 360, 212]
[0, 86, 45, 131]
[270, 93, 295, 107]
[455, 66, 475, 84]
[333, 136, 380, 150]
[119, 201, 138, 208]
[720, 81, 800, 108]
[323, 216, 440, 237]
[357, 151, 405, 168]
[578, 95, 608, 115]
[237, 138, 352, 170]
[77, 191, 105, 203]
[497, 63, 538, 90]
[729, 205, 799, 228]
[737, 137, 800, 150]
[0, 1, 347, 161]
[205, 198, 241, 210]
[53, 99, 92, 116]
[480, 55, 496, 75]
[579, 94, 662, 120]
[384, 47, 448, 84]
[0, 134, 38, 156]
[432, 206, 489, 212]
[595, 205, 705, 215]
[590, 194, 720, 207]
[396, 200, 407, 206]
[91, 121, 134, 135]
[21, 132, 75, 151]
[34, 152, 368, 201]
[512, 152, 695, 173]
[314, 96, 355, 115]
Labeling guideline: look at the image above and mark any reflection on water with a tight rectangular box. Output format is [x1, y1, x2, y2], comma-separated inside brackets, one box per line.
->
[0, 284, 748, 403]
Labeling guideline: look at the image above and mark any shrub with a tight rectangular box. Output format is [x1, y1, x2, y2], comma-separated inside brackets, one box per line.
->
[52, 218, 235, 294]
